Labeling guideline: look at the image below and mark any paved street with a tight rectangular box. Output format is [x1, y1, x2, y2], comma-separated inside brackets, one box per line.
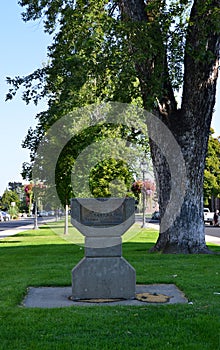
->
[0, 217, 53, 239]
[205, 224, 220, 238]
[0, 218, 34, 232]
[137, 217, 220, 245]
[144, 219, 220, 239]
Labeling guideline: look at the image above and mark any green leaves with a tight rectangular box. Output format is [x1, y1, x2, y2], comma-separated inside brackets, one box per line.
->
[19, 0, 67, 33]
[11, 1, 193, 112]
[204, 130, 220, 205]
[0, 189, 20, 211]
[89, 158, 133, 198]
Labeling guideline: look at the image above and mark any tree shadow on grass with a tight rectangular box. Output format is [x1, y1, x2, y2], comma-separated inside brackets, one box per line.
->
[123, 241, 220, 255]
[0, 240, 21, 244]
[123, 241, 155, 253]
[206, 244, 220, 254]
[39, 225, 66, 230]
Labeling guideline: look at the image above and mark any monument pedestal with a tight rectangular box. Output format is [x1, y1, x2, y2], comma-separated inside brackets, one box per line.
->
[71, 198, 136, 300]
[72, 257, 135, 299]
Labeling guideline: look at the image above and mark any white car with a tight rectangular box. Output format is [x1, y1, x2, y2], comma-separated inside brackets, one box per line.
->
[0, 211, 10, 221]
[203, 208, 214, 225]
[38, 210, 49, 217]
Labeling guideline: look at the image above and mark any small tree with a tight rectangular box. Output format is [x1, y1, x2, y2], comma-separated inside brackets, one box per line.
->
[204, 129, 220, 207]
[131, 179, 156, 210]
[90, 158, 134, 198]
[1, 189, 20, 219]
[24, 184, 34, 216]
[1, 189, 20, 211]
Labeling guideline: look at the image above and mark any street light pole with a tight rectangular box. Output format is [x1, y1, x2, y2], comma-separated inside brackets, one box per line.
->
[140, 158, 148, 228]
[33, 198, 38, 230]
[33, 182, 46, 230]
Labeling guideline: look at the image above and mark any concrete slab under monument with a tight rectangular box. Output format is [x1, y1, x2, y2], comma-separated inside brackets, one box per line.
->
[22, 284, 188, 308]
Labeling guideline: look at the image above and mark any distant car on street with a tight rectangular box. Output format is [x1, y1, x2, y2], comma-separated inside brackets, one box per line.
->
[38, 210, 49, 217]
[0, 211, 11, 221]
[203, 208, 214, 225]
[151, 211, 160, 221]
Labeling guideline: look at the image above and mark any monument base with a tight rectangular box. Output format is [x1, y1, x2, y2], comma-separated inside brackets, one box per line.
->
[72, 257, 136, 300]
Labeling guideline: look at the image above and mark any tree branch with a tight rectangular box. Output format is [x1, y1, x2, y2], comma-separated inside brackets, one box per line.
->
[117, 0, 177, 117]
[182, 0, 220, 123]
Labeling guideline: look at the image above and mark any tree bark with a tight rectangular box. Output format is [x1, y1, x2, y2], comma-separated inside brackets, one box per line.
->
[119, 0, 220, 253]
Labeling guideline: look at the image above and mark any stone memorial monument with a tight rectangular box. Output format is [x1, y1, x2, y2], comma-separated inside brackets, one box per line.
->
[71, 197, 136, 300]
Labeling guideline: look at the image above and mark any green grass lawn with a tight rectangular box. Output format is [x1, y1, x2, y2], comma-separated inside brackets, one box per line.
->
[0, 222, 220, 350]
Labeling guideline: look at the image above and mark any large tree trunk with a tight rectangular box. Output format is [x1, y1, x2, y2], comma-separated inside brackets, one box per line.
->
[152, 1, 219, 253]
[119, 0, 220, 253]
[149, 110, 212, 253]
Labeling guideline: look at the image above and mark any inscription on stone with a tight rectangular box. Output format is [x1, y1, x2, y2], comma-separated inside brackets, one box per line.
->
[80, 206, 124, 226]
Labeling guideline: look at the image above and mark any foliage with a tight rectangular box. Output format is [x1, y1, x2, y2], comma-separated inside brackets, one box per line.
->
[6, 1, 192, 178]
[33, 118, 148, 205]
[24, 183, 34, 214]
[131, 179, 156, 201]
[24, 182, 47, 214]
[204, 129, 220, 205]
[8, 205, 19, 219]
[0, 189, 20, 211]
[8, 182, 23, 193]
[90, 158, 134, 197]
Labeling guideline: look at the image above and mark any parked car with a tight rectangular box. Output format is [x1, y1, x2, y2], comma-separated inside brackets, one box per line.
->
[151, 211, 160, 221]
[0, 211, 11, 221]
[38, 210, 49, 217]
[203, 208, 214, 225]
[47, 210, 55, 216]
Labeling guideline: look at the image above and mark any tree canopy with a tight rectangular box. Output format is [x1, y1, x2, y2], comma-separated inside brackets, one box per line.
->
[0, 189, 20, 211]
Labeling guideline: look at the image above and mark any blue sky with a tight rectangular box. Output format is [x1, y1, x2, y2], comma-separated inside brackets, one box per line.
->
[0, 2, 51, 195]
[0, 2, 219, 196]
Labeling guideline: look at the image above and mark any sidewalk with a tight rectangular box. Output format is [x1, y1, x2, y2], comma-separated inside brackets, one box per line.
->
[0, 223, 34, 239]
[0, 217, 54, 239]
[147, 222, 220, 246]
[205, 234, 220, 246]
